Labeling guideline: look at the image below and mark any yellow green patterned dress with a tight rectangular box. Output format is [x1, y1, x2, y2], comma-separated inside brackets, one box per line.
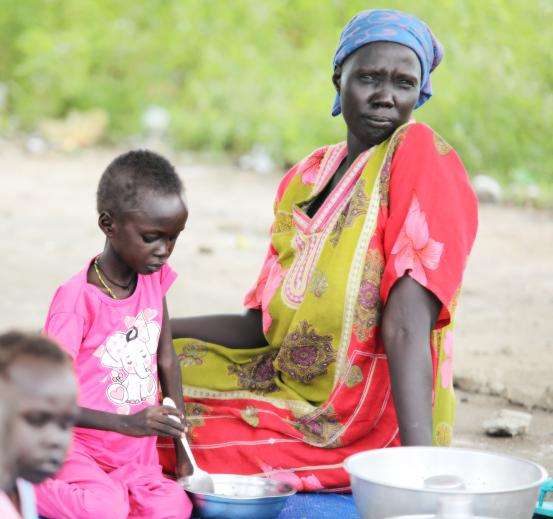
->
[162, 123, 478, 490]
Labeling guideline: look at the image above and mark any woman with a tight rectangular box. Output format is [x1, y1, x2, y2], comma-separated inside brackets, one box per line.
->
[164, 9, 478, 490]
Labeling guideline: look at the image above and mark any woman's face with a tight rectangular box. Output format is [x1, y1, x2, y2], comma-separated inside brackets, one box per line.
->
[334, 41, 422, 147]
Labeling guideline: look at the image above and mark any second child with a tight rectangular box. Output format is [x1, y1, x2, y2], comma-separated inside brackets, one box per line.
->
[37, 150, 192, 519]
[0, 331, 79, 519]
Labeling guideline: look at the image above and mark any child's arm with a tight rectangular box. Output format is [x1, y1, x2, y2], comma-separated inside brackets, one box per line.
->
[45, 311, 184, 438]
[77, 406, 185, 437]
[170, 309, 267, 348]
[158, 297, 191, 477]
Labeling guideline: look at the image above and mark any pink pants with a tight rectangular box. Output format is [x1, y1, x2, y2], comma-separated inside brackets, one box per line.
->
[35, 448, 192, 519]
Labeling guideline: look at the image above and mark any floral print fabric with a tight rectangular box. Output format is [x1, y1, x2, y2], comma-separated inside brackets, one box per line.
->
[160, 123, 478, 490]
[391, 196, 444, 287]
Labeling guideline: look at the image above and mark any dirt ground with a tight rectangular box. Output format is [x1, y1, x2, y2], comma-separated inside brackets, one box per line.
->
[1, 140, 552, 474]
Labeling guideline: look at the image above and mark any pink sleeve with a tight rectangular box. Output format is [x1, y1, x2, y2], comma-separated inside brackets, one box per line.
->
[159, 263, 178, 295]
[43, 312, 85, 359]
[243, 147, 328, 312]
[244, 244, 279, 309]
[243, 160, 298, 309]
[380, 124, 478, 328]
[0, 491, 20, 519]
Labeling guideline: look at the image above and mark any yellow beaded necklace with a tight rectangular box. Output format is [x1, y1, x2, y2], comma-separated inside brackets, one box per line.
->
[93, 257, 119, 299]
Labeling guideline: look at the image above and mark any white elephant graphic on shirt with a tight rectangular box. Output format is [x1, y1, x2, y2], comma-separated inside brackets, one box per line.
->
[93, 309, 160, 414]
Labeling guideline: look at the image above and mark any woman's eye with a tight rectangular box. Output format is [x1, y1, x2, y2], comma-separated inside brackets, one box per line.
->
[360, 74, 376, 82]
[397, 79, 415, 88]
[142, 235, 158, 243]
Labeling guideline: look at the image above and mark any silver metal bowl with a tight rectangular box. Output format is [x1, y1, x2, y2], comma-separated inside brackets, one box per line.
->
[179, 473, 296, 519]
[344, 447, 548, 519]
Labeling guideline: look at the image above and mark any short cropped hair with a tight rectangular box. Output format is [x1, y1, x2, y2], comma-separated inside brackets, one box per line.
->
[96, 150, 183, 217]
[0, 331, 71, 376]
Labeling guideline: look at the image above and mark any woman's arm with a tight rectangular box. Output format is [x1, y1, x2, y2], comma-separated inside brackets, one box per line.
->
[170, 308, 267, 348]
[381, 274, 440, 446]
[158, 298, 191, 477]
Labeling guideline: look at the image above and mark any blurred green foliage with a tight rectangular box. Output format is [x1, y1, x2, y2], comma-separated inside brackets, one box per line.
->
[0, 0, 551, 184]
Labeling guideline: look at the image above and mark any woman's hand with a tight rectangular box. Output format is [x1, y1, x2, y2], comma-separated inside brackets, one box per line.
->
[123, 405, 185, 438]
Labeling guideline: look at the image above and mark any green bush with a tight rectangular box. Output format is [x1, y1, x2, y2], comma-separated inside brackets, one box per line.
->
[0, 0, 551, 185]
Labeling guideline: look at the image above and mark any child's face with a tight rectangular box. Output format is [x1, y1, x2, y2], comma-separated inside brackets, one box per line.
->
[107, 192, 188, 275]
[7, 356, 78, 483]
[0, 387, 17, 490]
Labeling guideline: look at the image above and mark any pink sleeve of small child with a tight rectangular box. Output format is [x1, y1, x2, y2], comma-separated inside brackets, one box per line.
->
[43, 312, 85, 359]
[0, 491, 21, 519]
[159, 263, 178, 295]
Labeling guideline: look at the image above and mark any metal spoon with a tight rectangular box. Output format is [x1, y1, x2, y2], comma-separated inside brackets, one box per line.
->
[162, 397, 215, 494]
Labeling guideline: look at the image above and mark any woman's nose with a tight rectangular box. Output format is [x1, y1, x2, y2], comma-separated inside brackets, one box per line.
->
[370, 84, 394, 107]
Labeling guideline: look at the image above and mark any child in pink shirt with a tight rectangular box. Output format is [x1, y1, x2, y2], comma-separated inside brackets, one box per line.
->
[37, 150, 192, 519]
[0, 331, 79, 519]
[0, 382, 20, 519]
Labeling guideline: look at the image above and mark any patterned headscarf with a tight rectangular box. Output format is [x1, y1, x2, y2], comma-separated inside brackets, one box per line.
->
[332, 9, 443, 116]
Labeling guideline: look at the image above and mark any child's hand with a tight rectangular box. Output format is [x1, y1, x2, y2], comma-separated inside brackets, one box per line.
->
[124, 405, 185, 438]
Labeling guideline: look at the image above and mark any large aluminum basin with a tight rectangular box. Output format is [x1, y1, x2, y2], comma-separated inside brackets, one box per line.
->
[344, 447, 547, 518]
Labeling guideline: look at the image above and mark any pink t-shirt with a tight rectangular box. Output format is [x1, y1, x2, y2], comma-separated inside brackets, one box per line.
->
[43, 258, 177, 468]
[0, 491, 20, 519]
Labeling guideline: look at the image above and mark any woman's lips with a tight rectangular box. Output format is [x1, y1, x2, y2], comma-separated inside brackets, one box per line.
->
[362, 115, 394, 128]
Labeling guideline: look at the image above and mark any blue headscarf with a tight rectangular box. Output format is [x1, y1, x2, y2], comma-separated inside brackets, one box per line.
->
[332, 9, 443, 116]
